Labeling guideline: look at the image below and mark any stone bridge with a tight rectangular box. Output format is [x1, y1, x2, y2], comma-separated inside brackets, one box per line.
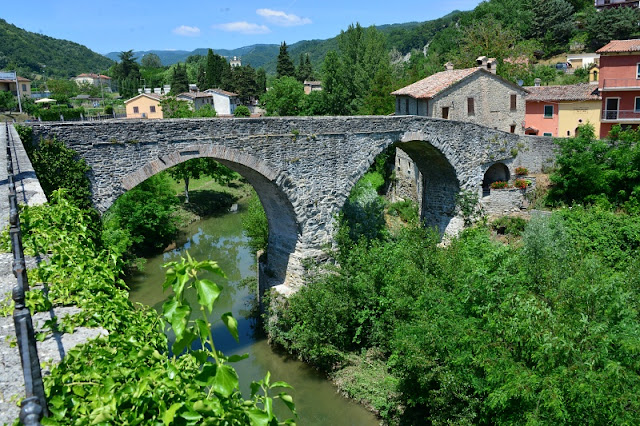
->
[26, 116, 553, 294]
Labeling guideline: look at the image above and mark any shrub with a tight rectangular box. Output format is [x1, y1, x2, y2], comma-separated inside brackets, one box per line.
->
[234, 105, 251, 117]
[491, 215, 527, 236]
[104, 105, 114, 115]
[515, 166, 528, 175]
[490, 180, 509, 189]
[387, 200, 418, 223]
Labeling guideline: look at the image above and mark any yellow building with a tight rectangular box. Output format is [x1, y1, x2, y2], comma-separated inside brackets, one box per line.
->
[558, 100, 602, 137]
[124, 93, 163, 119]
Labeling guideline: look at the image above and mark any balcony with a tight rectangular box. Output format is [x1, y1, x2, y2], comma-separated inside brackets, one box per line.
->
[601, 79, 640, 91]
[601, 109, 640, 122]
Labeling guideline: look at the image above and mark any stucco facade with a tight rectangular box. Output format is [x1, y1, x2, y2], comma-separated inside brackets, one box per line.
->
[0, 76, 31, 98]
[558, 101, 601, 137]
[597, 40, 640, 137]
[124, 93, 163, 119]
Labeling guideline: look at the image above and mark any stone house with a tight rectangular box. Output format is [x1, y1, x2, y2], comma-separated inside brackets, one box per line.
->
[524, 82, 601, 137]
[391, 57, 528, 135]
[124, 93, 163, 119]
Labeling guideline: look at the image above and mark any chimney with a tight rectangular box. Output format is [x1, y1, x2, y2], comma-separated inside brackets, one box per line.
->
[534, 78, 541, 87]
[487, 58, 497, 74]
[444, 61, 454, 71]
[476, 56, 488, 69]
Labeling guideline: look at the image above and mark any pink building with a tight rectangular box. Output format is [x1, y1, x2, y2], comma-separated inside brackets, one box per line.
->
[597, 39, 640, 137]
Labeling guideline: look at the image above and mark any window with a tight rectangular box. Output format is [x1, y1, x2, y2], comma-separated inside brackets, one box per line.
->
[635, 97, 640, 112]
[467, 97, 475, 116]
[510, 94, 517, 111]
[637, 63, 640, 79]
[133, 106, 139, 114]
[544, 105, 553, 118]
[21, 84, 26, 92]
[150, 106, 156, 113]
[510, 125, 516, 133]
[405, 98, 409, 114]
[442, 106, 449, 119]
[543, 132, 552, 136]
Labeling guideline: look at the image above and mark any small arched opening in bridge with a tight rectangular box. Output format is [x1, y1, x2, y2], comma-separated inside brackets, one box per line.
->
[392, 140, 460, 236]
[115, 146, 300, 290]
[482, 162, 510, 196]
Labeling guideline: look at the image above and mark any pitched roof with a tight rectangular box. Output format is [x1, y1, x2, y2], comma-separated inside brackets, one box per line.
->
[124, 93, 163, 103]
[597, 39, 640, 54]
[0, 76, 30, 83]
[524, 83, 600, 101]
[75, 73, 111, 79]
[204, 88, 238, 97]
[391, 68, 481, 99]
[177, 92, 213, 99]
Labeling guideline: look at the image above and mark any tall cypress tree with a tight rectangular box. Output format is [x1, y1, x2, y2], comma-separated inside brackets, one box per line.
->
[296, 53, 313, 83]
[276, 42, 295, 78]
[170, 64, 189, 94]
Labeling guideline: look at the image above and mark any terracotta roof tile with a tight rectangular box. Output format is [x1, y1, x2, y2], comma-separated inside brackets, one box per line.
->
[524, 83, 600, 101]
[205, 88, 238, 97]
[597, 39, 640, 53]
[391, 68, 481, 99]
[124, 93, 163, 103]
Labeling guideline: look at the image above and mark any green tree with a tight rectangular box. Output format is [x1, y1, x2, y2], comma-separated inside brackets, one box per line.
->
[528, 0, 575, 54]
[296, 53, 314, 82]
[0, 90, 16, 112]
[256, 68, 267, 94]
[112, 50, 141, 98]
[192, 103, 216, 118]
[47, 78, 78, 104]
[140, 53, 162, 68]
[227, 65, 258, 103]
[166, 158, 234, 203]
[261, 76, 305, 116]
[205, 49, 230, 89]
[234, 105, 251, 117]
[585, 6, 640, 51]
[170, 63, 189, 94]
[160, 96, 193, 118]
[276, 42, 295, 78]
[242, 194, 268, 253]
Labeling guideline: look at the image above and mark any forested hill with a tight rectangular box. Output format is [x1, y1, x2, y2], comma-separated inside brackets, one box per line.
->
[104, 13, 461, 74]
[0, 19, 114, 79]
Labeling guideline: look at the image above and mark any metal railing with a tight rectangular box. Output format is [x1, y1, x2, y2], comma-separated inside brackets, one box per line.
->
[6, 122, 47, 425]
[601, 109, 640, 121]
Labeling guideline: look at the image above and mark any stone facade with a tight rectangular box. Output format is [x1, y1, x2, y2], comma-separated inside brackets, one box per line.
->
[27, 116, 551, 294]
[394, 70, 528, 135]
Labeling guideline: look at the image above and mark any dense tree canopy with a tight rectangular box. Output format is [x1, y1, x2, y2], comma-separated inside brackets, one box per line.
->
[276, 42, 296, 78]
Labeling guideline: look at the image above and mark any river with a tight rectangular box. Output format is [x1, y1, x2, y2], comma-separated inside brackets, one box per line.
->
[127, 200, 379, 425]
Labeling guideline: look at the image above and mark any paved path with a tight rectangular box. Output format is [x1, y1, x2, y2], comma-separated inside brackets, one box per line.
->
[0, 124, 107, 424]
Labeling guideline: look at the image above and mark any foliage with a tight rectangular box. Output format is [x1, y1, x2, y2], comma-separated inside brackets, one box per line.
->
[387, 200, 418, 223]
[170, 63, 190, 95]
[491, 215, 527, 236]
[527, 0, 575, 55]
[104, 173, 179, 255]
[15, 191, 294, 424]
[339, 177, 387, 244]
[295, 53, 314, 83]
[584, 6, 640, 51]
[140, 52, 163, 68]
[192, 104, 217, 118]
[514, 178, 530, 189]
[261, 77, 305, 116]
[166, 158, 234, 203]
[19, 129, 93, 209]
[0, 90, 16, 112]
[46, 78, 78, 104]
[242, 194, 269, 254]
[456, 189, 484, 226]
[276, 42, 296, 78]
[548, 124, 640, 209]
[112, 50, 141, 98]
[37, 105, 85, 121]
[269, 209, 640, 424]
[160, 95, 193, 118]
[234, 105, 251, 117]
[0, 18, 113, 79]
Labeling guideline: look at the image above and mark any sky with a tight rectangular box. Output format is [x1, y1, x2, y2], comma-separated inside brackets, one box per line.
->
[2, 0, 483, 54]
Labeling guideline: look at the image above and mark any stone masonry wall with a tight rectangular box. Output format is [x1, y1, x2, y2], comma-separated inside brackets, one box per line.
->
[28, 116, 550, 292]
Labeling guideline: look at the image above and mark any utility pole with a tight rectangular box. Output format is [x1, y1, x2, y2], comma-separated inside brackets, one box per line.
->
[13, 72, 22, 114]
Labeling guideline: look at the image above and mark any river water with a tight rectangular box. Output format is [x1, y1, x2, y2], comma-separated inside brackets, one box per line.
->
[127, 201, 379, 425]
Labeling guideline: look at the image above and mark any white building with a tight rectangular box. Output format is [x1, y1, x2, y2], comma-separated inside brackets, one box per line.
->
[204, 89, 239, 115]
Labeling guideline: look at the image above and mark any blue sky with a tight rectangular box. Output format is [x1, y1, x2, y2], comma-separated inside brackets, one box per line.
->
[3, 1, 483, 54]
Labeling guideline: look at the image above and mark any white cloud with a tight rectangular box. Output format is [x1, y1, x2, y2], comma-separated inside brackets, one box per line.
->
[172, 25, 201, 36]
[213, 21, 271, 35]
[256, 9, 311, 26]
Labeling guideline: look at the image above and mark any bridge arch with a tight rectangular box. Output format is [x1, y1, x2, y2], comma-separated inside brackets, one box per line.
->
[118, 144, 300, 290]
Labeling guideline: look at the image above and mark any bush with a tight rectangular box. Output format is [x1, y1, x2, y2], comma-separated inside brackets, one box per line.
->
[513, 178, 529, 189]
[491, 215, 527, 236]
[38, 105, 85, 121]
[234, 105, 251, 117]
[387, 200, 418, 223]
[242, 193, 268, 254]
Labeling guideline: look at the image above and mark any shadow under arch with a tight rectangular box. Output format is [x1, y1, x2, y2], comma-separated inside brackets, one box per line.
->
[393, 139, 460, 235]
[119, 144, 300, 288]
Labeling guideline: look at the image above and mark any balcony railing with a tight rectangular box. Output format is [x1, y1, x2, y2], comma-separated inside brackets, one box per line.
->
[601, 109, 640, 121]
[601, 78, 640, 90]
